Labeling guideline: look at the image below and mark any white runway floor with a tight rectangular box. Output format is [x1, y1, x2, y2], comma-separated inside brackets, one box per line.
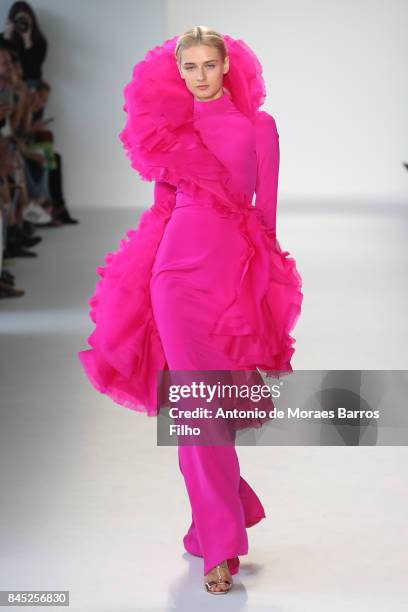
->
[1, 203, 407, 611]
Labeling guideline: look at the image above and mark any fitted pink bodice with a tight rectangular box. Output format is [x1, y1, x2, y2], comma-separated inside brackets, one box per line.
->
[175, 92, 258, 210]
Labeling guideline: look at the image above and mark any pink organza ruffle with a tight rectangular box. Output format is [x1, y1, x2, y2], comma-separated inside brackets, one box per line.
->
[210, 206, 303, 377]
[78, 33, 303, 417]
[78, 188, 175, 416]
[118, 34, 266, 213]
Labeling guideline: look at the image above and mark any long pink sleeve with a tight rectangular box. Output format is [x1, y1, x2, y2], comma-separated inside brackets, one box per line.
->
[253, 112, 280, 235]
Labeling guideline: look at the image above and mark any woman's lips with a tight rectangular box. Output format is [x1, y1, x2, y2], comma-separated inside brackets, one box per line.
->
[197, 85, 209, 89]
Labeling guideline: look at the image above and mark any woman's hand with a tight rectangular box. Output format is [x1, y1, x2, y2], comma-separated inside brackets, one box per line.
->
[20, 26, 33, 49]
[3, 19, 14, 40]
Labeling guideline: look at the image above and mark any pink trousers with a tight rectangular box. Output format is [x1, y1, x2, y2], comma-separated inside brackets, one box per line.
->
[150, 198, 267, 576]
[178, 444, 266, 576]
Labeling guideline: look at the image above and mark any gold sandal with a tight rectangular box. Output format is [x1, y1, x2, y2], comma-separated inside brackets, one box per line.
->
[204, 560, 233, 594]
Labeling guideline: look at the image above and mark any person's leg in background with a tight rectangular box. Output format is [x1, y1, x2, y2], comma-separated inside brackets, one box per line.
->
[47, 151, 79, 224]
[47, 151, 64, 208]
[22, 157, 63, 226]
[3, 178, 41, 257]
[23, 157, 46, 203]
[0, 186, 26, 297]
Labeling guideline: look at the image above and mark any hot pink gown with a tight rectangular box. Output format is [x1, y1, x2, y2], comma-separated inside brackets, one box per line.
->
[78, 34, 303, 577]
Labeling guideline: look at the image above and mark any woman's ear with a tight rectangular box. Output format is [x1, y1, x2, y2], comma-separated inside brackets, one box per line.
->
[223, 55, 230, 75]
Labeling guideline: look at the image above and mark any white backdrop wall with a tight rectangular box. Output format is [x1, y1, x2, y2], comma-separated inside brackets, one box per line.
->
[166, 0, 408, 206]
[1, 0, 407, 208]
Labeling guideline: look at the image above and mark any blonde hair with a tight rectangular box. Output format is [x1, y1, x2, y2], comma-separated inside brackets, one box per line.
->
[175, 25, 227, 65]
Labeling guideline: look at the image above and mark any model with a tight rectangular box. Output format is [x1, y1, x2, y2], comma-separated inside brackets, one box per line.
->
[78, 26, 303, 594]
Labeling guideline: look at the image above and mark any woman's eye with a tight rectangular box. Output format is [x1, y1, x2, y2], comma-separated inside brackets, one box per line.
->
[186, 65, 215, 71]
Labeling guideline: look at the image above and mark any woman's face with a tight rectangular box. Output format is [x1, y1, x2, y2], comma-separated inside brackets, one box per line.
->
[15, 11, 32, 26]
[178, 44, 229, 101]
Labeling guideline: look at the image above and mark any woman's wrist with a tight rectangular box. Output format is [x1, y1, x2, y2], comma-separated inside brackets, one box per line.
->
[22, 36, 33, 49]
[4, 21, 13, 39]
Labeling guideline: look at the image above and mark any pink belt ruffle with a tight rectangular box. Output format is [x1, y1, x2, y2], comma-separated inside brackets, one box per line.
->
[174, 188, 303, 376]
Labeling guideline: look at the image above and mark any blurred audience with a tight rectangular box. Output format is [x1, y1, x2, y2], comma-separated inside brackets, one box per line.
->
[0, 2, 78, 299]
[0, 0, 47, 87]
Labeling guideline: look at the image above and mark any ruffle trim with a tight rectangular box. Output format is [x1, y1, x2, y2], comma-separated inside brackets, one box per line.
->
[212, 208, 303, 374]
[118, 33, 267, 213]
[222, 34, 267, 121]
[78, 193, 175, 417]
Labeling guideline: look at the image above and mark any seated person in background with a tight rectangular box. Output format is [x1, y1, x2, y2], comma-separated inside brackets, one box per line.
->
[25, 81, 78, 224]
[0, 1, 47, 87]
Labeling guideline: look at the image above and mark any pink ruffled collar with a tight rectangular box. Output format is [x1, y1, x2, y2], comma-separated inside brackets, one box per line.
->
[119, 33, 267, 210]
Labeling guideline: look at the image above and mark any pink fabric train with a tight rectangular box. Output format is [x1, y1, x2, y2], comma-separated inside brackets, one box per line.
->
[77, 34, 303, 417]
